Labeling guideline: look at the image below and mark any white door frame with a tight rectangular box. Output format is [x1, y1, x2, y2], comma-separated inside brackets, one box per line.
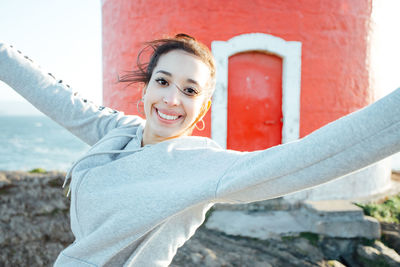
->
[211, 33, 302, 148]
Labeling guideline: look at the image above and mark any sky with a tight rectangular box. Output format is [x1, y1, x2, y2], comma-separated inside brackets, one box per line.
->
[0, 0, 102, 114]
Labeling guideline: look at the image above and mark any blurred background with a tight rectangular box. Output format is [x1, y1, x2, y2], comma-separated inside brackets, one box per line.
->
[0, 0, 101, 171]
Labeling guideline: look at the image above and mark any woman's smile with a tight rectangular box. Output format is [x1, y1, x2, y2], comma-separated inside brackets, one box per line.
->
[154, 107, 184, 124]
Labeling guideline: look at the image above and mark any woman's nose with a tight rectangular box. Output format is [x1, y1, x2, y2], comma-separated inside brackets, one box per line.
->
[163, 85, 180, 106]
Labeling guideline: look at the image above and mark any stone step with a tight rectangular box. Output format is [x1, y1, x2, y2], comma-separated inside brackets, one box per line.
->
[302, 200, 365, 221]
[298, 200, 380, 239]
[205, 210, 308, 240]
[205, 200, 381, 240]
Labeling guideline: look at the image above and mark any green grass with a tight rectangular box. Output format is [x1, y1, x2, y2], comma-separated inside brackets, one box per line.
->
[28, 168, 47, 174]
[299, 232, 319, 246]
[355, 194, 400, 224]
[203, 207, 215, 225]
[281, 232, 319, 246]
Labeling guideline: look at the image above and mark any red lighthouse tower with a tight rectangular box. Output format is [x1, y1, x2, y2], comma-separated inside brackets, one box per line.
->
[102, 0, 390, 202]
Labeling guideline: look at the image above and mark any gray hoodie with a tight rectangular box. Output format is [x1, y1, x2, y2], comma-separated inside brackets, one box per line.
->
[1, 42, 400, 267]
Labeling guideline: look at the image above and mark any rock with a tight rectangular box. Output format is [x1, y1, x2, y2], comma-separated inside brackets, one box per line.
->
[326, 260, 346, 267]
[171, 227, 355, 266]
[0, 171, 73, 266]
[357, 244, 380, 259]
[1, 171, 400, 267]
[0, 173, 11, 188]
[189, 252, 203, 264]
[374, 240, 400, 264]
[381, 222, 400, 254]
[356, 240, 400, 267]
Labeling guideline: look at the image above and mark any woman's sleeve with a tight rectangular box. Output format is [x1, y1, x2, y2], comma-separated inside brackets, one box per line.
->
[0, 42, 143, 146]
[214, 87, 400, 204]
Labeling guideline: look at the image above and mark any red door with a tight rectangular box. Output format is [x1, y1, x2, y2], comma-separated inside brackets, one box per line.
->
[227, 52, 283, 151]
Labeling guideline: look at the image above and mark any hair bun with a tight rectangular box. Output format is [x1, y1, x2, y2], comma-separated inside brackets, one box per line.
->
[175, 33, 196, 41]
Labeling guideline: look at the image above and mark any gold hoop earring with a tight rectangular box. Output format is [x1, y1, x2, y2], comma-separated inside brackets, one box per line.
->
[136, 98, 145, 116]
[195, 119, 205, 131]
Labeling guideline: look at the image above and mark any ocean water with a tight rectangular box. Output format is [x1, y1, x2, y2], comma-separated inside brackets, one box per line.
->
[0, 115, 90, 171]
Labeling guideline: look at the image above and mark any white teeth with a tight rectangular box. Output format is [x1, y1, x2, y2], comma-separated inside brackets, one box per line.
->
[157, 110, 179, 120]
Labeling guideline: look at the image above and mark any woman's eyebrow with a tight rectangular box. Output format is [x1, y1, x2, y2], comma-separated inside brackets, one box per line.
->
[187, 78, 199, 86]
[155, 70, 199, 86]
[155, 70, 172, 76]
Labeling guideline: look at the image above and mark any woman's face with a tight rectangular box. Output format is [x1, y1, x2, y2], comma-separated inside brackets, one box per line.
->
[142, 49, 212, 145]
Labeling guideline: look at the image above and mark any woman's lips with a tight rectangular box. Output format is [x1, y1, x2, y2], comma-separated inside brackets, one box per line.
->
[155, 107, 183, 124]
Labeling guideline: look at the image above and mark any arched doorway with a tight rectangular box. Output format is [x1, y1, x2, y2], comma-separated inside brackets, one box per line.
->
[211, 33, 302, 149]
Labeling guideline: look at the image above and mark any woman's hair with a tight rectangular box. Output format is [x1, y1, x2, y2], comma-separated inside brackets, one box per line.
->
[118, 33, 216, 98]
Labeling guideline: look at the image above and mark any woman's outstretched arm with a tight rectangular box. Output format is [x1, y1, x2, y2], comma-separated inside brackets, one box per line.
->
[0, 42, 143, 146]
[214, 87, 400, 204]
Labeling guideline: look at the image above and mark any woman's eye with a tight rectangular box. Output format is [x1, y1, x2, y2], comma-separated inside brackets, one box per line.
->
[184, 87, 199, 96]
[155, 78, 168, 86]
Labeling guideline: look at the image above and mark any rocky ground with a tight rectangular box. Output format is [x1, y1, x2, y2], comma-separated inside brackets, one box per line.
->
[1, 171, 400, 267]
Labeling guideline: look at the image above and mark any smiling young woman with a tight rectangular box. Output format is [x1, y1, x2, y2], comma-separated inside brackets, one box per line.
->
[1, 34, 400, 266]
[142, 49, 212, 145]
[119, 34, 215, 145]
